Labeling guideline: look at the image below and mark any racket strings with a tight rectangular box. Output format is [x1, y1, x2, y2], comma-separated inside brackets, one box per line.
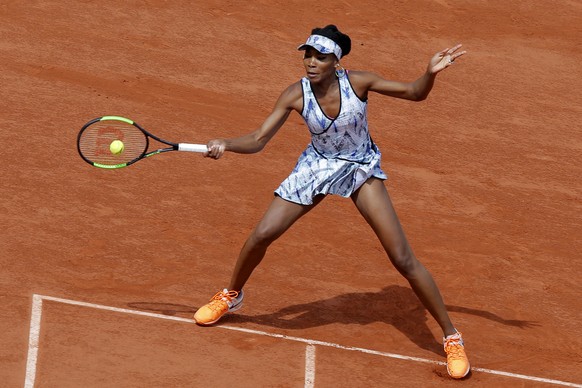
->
[78, 121, 147, 165]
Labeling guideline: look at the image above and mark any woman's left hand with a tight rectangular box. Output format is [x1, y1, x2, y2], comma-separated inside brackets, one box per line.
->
[428, 44, 466, 74]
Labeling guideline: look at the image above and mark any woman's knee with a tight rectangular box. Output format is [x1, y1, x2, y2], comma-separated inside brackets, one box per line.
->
[388, 246, 420, 277]
[250, 222, 282, 247]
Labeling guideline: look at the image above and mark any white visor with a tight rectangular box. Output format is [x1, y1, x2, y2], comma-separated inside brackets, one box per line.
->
[297, 35, 342, 60]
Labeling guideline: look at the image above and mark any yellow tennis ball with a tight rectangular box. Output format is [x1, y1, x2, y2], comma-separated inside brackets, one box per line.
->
[110, 140, 124, 155]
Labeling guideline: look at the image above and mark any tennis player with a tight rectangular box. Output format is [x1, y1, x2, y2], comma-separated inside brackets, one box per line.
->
[195, 25, 470, 379]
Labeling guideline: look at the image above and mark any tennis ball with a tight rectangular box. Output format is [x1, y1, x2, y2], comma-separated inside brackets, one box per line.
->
[110, 140, 124, 155]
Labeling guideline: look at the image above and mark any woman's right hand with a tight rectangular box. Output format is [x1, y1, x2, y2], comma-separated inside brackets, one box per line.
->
[205, 139, 227, 159]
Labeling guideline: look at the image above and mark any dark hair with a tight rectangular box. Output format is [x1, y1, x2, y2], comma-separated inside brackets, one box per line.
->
[311, 24, 351, 57]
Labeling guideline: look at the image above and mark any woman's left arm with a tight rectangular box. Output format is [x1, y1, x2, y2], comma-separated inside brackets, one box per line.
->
[355, 44, 466, 101]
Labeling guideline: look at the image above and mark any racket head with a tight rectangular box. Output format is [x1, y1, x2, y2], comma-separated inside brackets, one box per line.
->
[77, 116, 149, 169]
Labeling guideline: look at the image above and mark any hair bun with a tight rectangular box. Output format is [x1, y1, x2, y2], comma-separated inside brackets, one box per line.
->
[311, 24, 352, 57]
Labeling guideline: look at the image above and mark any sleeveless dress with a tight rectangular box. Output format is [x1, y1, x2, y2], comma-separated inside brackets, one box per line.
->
[274, 73, 387, 205]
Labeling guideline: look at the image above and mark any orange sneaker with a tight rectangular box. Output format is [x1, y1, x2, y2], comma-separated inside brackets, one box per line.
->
[443, 331, 470, 379]
[194, 289, 244, 326]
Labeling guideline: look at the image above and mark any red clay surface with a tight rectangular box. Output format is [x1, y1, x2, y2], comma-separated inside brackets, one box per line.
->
[1, 1, 581, 387]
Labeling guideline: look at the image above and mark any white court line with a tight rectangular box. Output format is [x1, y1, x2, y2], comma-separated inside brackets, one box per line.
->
[305, 344, 316, 388]
[25, 294, 582, 388]
[24, 295, 43, 388]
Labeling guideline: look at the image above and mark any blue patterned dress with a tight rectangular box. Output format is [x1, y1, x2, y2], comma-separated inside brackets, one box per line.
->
[275, 73, 387, 205]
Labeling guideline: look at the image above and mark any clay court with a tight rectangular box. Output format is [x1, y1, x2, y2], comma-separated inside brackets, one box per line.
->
[1, 1, 581, 387]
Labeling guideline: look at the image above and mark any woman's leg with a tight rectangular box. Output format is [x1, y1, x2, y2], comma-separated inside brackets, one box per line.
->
[195, 195, 322, 326]
[351, 178, 456, 337]
[228, 195, 323, 291]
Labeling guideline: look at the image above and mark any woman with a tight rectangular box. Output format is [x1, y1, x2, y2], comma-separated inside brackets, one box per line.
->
[194, 25, 469, 379]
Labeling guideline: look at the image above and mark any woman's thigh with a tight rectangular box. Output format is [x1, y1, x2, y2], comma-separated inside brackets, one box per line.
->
[253, 195, 324, 242]
[350, 179, 413, 262]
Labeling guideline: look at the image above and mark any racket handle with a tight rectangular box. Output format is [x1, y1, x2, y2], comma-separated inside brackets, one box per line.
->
[178, 143, 208, 153]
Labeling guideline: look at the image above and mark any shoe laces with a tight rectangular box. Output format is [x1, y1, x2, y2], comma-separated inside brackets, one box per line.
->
[444, 333, 465, 360]
[209, 289, 239, 305]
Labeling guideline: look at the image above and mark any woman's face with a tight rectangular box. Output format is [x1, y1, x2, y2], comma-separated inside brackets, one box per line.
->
[303, 47, 338, 83]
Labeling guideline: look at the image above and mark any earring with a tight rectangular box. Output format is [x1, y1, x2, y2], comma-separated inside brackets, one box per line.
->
[335, 64, 346, 78]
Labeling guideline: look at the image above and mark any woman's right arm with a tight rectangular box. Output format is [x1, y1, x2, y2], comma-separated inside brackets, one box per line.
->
[206, 82, 303, 159]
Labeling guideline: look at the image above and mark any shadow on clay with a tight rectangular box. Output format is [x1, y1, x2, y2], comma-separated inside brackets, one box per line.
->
[128, 285, 539, 357]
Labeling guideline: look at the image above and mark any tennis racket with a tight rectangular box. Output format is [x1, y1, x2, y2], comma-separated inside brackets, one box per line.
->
[77, 116, 208, 169]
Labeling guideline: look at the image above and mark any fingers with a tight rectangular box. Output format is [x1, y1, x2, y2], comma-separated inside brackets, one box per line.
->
[443, 44, 466, 66]
[449, 43, 463, 52]
[205, 141, 226, 159]
[450, 51, 467, 62]
[449, 44, 466, 59]
[433, 44, 465, 68]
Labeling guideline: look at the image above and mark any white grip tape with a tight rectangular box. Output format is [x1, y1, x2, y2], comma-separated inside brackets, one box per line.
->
[178, 143, 208, 153]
